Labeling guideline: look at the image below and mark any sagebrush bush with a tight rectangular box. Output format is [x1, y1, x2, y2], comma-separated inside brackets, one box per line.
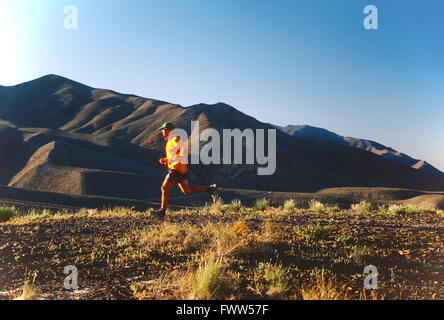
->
[230, 220, 249, 236]
[283, 199, 297, 212]
[201, 199, 225, 214]
[255, 198, 269, 211]
[228, 199, 243, 212]
[351, 245, 372, 263]
[263, 219, 282, 242]
[211, 199, 225, 214]
[190, 259, 228, 300]
[135, 223, 213, 255]
[131, 273, 184, 300]
[300, 269, 344, 300]
[351, 200, 372, 213]
[0, 206, 19, 222]
[309, 200, 325, 213]
[388, 204, 422, 215]
[296, 224, 328, 241]
[354, 245, 371, 257]
[14, 281, 39, 300]
[335, 230, 352, 242]
[327, 203, 340, 212]
[262, 263, 290, 298]
[14, 271, 39, 300]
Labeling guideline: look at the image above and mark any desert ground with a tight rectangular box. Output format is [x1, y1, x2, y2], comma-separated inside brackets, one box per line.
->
[0, 186, 443, 300]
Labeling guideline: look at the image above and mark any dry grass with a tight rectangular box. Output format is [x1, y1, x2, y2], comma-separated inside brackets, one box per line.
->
[262, 263, 290, 298]
[255, 198, 270, 211]
[250, 262, 290, 299]
[283, 199, 297, 213]
[2, 200, 442, 300]
[263, 219, 282, 242]
[227, 199, 243, 213]
[360, 289, 387, 300]
[388, 204, 424, 215]
[13, 281, 39, 300]
[0, 206, 19, 222]
[230, 220, 249, 236]
[131, 272, 186, 300]
[300, 269, 346, 300]
[351, 200, 372, 213]
[13, 272, 39, 300]
[296, 224, 329, 241]
[309, 199, 325, 213]
[190, 259, 230, 300]
[200, 199, 225, 215]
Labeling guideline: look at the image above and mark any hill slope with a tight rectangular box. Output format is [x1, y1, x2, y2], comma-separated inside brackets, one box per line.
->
[0, 75, 443, 199]
[278, 124, 444, 176]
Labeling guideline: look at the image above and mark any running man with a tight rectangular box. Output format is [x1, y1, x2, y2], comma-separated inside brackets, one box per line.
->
[150, 122, 218, 219]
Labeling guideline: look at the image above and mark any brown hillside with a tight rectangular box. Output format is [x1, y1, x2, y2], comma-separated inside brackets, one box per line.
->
[0, 75, 443, 199]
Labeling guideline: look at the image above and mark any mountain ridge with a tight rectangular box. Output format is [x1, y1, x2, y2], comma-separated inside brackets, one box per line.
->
[0, 74, 443, 199]
[277, 124, 444, 177]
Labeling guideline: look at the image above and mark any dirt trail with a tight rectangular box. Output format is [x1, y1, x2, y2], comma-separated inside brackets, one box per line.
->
[1, 185, 443, 213]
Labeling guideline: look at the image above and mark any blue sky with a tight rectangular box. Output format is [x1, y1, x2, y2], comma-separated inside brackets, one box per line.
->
[1, 0, 443, 171]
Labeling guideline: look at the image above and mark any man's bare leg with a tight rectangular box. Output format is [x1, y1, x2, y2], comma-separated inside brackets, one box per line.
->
[178, 180, 218, 201]
[178, 180, 206, 195]
[153, 180, 218, 219]
[161, 180, 174, 211]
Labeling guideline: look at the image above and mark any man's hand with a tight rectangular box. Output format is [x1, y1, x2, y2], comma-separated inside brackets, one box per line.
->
[159, 158, 168, 165]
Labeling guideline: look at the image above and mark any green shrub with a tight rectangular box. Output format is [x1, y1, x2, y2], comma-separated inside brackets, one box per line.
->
[377, 204, 387, 213]
[254, 198, 269, 211]
[309, 200, 325, 213]
[262, 263, 290, 298]
[327, 203, 340, 212]
[300, 269, 344, 300]
[14, 280, 39, 300]
[352, 245, 372, 263]
[0, 206, 19, 222]
[283, 199, 297, 213]
[297, 224, 328, 241]
[263, 219, 282, 242]
[388, 204, 422, 215]
[228, 199, 243, 212]
[351, 200, 372, 213]
[201, 199, 225, 214]
[355, 245, 371, 256]
[335, 230, 352, 242]
[190, 259, 228, 300]
[211, 199, 225, 214]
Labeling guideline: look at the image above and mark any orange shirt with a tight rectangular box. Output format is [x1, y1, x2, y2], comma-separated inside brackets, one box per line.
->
[165, 135, 187, 174]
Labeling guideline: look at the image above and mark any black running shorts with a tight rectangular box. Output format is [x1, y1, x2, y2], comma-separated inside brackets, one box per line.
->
[165, 170, 187, 184]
